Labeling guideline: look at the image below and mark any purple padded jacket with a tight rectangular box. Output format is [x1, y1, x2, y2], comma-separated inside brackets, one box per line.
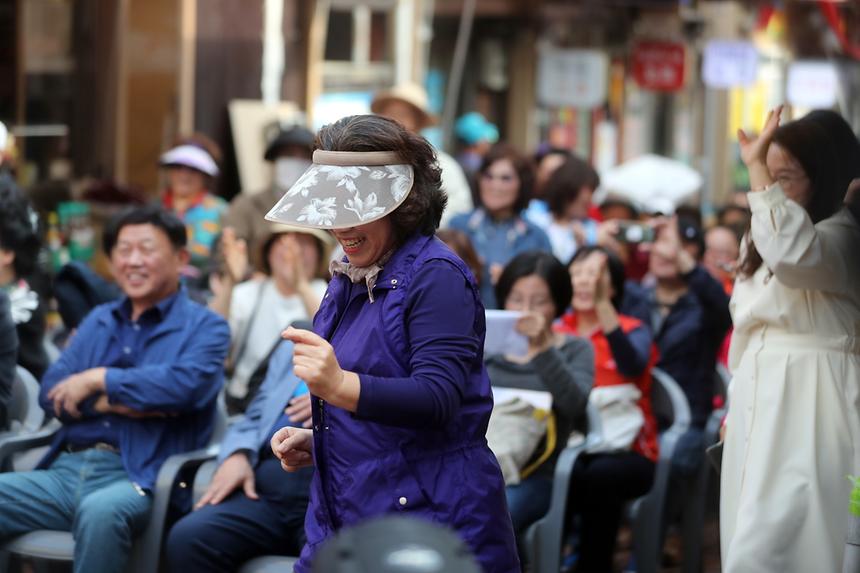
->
[294, 232, 520, 573]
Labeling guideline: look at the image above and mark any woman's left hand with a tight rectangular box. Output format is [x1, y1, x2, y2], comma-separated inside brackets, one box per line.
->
[282, 327, 345, 402]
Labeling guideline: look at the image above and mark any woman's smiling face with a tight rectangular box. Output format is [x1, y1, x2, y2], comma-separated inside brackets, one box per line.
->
[331, 217, 396, 267]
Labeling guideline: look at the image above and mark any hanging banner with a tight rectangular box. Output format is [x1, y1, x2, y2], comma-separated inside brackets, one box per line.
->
[786, 61, 840, 109]
[537, 48, 609, 109]
[631, 41, 686, 92]
[703, 40, 759, 89]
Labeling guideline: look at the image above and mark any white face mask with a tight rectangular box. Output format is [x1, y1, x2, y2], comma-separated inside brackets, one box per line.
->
[274, 157, 312, 190]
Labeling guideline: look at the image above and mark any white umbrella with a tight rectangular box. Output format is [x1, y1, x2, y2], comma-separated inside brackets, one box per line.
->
[597, 154, 703, 214]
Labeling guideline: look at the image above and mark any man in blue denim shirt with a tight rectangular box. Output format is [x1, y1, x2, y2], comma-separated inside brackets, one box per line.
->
[0, 205, 229, 573]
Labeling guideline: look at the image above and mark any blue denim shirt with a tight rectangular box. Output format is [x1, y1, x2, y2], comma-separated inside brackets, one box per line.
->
[38, 287, 229, 491]
[449, 208, 553, 308]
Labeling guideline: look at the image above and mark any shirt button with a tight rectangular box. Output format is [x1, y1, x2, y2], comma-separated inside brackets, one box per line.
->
[318, 399, 324, 406]
[123, 346, 131, 354]
[398, 496, 407, 506]
[132, 324, 140, 331]
[391, 279, 397, 285]
[103, 421, 110, 428]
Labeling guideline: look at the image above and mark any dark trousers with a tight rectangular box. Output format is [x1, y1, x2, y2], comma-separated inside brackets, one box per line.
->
[166, 458, 313, 573]
[568, 451, 655, 573]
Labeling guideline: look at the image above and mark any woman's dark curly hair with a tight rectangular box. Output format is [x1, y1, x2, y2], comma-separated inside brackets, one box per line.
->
[315, 115, 445, 242]
[0, 179, 41, 278]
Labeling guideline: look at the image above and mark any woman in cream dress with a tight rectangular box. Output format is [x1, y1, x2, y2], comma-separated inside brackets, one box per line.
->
[721, 106, 860, 572]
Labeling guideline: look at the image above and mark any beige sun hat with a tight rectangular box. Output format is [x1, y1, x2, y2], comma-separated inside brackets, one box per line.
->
[370, 82, 437, 130]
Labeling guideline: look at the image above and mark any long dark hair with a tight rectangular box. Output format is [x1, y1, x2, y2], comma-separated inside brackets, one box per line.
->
[737, 117, 845, 278]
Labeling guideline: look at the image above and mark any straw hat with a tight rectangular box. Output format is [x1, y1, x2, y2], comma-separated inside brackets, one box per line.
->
[370, 83, 436, 130]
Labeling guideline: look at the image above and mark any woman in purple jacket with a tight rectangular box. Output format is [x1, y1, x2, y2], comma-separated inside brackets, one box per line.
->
[266, 115, 520, 572]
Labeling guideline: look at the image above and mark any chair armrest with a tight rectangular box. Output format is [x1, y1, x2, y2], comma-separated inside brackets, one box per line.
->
[0, 420, 61, 469]
[525, 444, 587, 573]
[132, 445, 220, 573]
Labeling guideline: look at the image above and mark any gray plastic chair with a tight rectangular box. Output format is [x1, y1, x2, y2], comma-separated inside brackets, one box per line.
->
[192, 460, 301, 573]
[629, 367, 691, 573]
[0, 367, 49, 473]
[0, 396, 229, 573]
[524, 402, 604, 573]
[680, 366, 730, 573]
[7, 367, 44, 434]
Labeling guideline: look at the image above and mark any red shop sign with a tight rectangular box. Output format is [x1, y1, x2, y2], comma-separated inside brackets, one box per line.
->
[632, 41, 686, 92]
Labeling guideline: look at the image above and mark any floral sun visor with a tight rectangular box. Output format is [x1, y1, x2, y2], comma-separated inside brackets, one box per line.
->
[264, 150, 414, 230]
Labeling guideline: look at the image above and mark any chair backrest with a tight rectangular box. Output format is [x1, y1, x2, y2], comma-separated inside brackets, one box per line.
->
[649, 367, 691, 437]
[8, 366, 44, 433]
[714, 363, 731, 403]
[210, 393, 229, 447]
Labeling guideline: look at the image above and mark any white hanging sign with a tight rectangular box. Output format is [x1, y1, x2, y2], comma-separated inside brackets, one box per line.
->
[537, 49, 608, 109]
[786, 61, 840, 109]
[702, 40, 758, 89]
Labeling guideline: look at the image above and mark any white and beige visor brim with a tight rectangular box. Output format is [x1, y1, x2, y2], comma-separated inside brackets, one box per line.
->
[264, 150, 414, 230]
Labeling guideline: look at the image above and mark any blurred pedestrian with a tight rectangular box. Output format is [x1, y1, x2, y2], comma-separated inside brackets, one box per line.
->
[541, 155, 601, 264]
[371, 82, 473, 227]
[224, 123, 314, 252]
[210, 223, 331, 413]
[488, 251, 594, 564]
[449, 144, 552, 308]
[455, 111, 499, 196]
[0, 291, 17, 430]
[0, 179, 48, 379]
[159, 134, 227, 276]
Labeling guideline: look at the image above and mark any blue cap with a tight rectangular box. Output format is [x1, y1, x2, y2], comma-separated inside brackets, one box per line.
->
[455, 112, 499, 146]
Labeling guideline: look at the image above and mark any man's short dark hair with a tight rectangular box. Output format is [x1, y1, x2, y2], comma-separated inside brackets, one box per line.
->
[102, 205, 187, 254]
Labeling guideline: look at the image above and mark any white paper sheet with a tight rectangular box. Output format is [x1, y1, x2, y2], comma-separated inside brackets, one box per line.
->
[484, 310, 529, 358]
[491, 387, 553, 411]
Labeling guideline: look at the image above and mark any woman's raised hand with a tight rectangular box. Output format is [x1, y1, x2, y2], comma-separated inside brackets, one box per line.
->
[515, 312, 553, 352]
[588, 252, 612, 305]
[738, 105, 783, 169]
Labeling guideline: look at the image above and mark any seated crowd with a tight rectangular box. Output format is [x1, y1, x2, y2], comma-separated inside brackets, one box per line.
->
[0, 106, 746, 572]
